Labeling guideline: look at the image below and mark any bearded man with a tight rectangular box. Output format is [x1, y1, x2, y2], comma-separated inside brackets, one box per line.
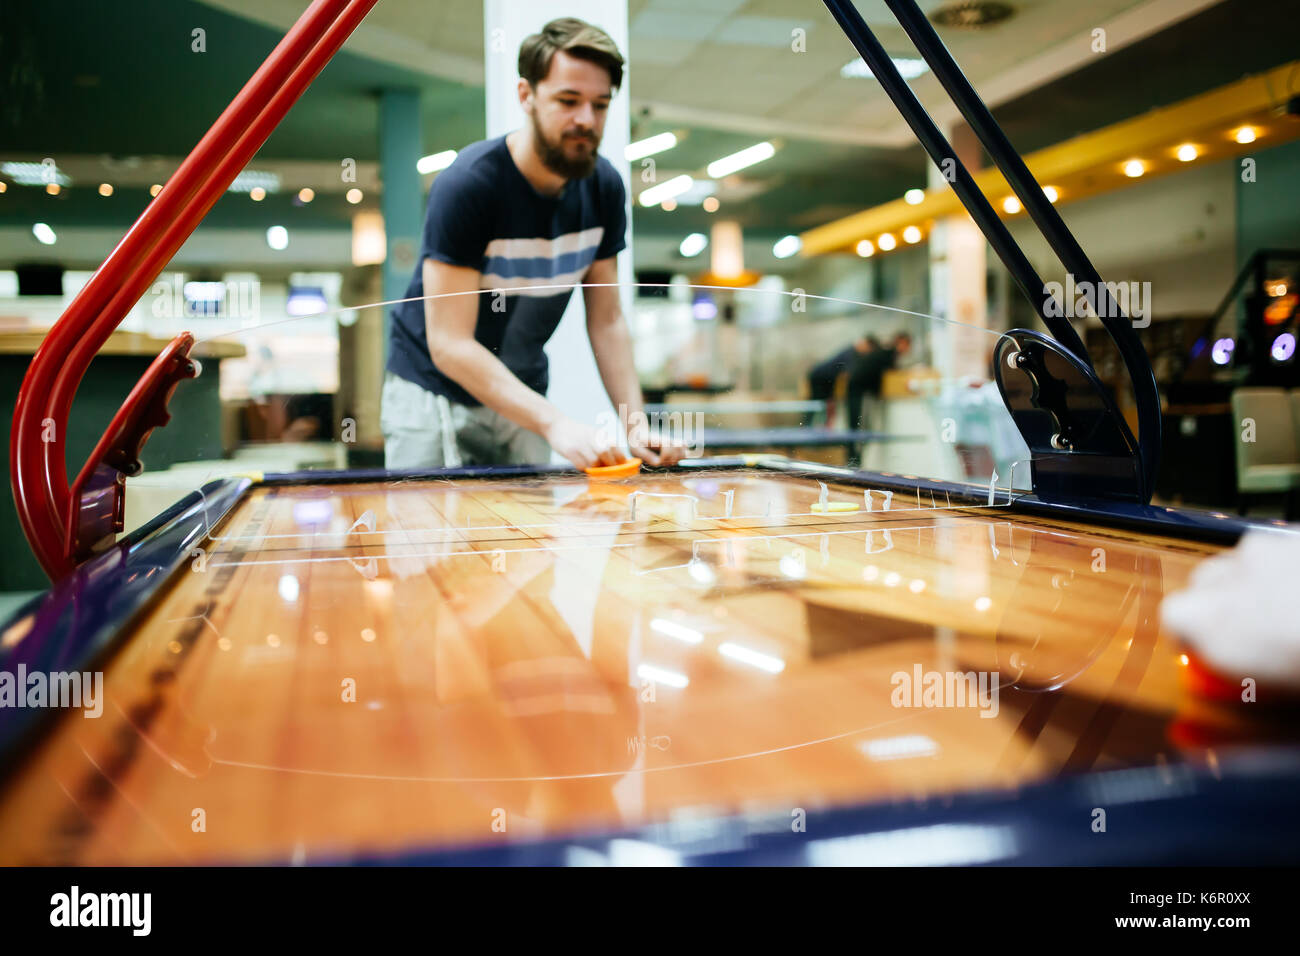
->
[382, 17, 684, 470]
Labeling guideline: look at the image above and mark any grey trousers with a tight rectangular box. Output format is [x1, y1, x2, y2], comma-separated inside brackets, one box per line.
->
[380, 372, 551, 469]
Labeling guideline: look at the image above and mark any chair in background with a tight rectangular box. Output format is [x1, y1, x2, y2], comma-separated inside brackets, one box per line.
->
[1230, 388, 1300, 517]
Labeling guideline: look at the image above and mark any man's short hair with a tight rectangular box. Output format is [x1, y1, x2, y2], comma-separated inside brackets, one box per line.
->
[519, 17, 624, 91]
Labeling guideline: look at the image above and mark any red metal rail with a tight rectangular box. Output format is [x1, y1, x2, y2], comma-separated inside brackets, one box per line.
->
[10, 0, 379, 579]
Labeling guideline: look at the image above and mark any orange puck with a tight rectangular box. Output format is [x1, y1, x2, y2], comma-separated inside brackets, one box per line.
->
[1181, 651, 1245, 704]
[584, 457, 642, 479]
[1181, 648, 1300, 709]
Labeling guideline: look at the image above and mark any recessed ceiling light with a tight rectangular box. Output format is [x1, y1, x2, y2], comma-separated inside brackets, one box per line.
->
[1176, 143, 1199, 162]
[904, 188, 925, 205]
[639, 174, 693, 207]
[877, 233, 897, 251]
[1123, 159, 1145, 178]
[625, 132, 678, 162]
[249, 186, 266, 201]
[345, 188, 363, 204]
[679, 232, 708, 258]
[45, 183, 61, 196]
[1, 161, 70, 187]
[150, 183, 163, 196]
[902, 225, 922, 244]
[856, 239, 875, 257]
[706, 142, 775, 179]
[661, 198, 677, 211]
[1042, 185, 1059, 203]
[266, 225, 288, 250]
[229, 170, 280, 194]
[1233, 126, 1257, 145]
[773, 235, 802, 259]
[1001, 196, 1021, 214]
[702, 196, 720, 213]
[841, 57, 929, 80]
[298, 187, 315, 203]
[33, 222, 56, 245]
[416, 149, 457, 174]
[98, 183, 113, 197]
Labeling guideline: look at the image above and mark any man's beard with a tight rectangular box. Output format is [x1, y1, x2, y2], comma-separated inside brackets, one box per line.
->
[531, 112, 600, 180]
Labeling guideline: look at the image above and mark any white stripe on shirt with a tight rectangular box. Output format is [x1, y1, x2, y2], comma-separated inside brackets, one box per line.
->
[479, 265, 590, 297]
[483, 227, 605, 261]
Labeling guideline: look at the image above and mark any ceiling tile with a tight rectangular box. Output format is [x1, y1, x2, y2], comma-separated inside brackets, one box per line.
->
[630, 37, 707, 68]
[630, 9, 730, 40]
[714, 16, 817, 47]
[641, 0, 750, 14]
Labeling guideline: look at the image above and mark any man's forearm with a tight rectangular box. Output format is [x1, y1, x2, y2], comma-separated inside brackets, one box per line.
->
[433, 338, 564, 437]
[588, 313, 644, 420]
[419, 256, 569, 441]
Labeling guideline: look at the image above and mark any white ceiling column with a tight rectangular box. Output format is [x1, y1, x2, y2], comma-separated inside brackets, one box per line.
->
[483, 0, 634, 450]
[927, 123, 988, 386]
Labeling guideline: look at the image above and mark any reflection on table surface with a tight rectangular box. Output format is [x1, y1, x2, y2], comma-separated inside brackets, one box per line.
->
[0, 469, 1269, 864]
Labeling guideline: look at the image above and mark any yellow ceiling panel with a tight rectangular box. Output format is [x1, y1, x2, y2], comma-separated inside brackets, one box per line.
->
[800, 60, 1300, 256]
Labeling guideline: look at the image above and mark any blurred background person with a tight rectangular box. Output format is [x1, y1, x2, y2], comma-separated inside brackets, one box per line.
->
[848, 331, 911, 432]
[807, 333, 878, 425]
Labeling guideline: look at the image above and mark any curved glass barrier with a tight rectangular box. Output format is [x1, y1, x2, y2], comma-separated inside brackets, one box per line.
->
[115, 278, 1031, 536]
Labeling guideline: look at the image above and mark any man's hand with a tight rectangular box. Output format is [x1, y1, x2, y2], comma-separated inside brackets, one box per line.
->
[628, 428, 689, 467]
[545, 417, 625, 470]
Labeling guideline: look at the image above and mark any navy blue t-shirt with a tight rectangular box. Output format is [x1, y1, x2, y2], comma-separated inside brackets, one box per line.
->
[386, 134, 628, 406]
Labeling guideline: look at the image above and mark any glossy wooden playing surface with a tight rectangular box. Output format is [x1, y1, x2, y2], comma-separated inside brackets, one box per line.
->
[0, 468, 1246, 863]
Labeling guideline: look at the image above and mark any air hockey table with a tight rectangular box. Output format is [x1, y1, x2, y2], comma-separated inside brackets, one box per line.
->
[2, 457, 1299, 865]
[5, 0, 1300, 866]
